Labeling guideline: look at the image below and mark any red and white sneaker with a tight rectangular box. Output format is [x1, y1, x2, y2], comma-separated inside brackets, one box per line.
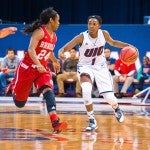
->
[50, 113, 68, 133]
[53, 121, 68, 133]
[53, 122, 68, 133]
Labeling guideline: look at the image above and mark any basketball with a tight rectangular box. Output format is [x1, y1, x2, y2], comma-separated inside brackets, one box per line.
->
[120, 46, 138, 65]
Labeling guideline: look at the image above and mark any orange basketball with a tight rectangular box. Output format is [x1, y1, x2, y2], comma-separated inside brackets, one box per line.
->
[120, 46, 138, 65]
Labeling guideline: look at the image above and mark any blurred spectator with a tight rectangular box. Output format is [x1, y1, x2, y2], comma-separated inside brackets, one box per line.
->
[56, 48, 81, 97]
[104, 48, 116, 75]
[135, 56, 150, 94]
[0, 60, 2, 71]
[113, 58, 136, 98]
[0, 48, 20, 95]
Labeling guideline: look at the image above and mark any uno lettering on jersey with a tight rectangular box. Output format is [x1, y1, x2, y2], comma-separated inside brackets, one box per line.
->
[84, 46, 104, 57]
[78, 29, 106, 65]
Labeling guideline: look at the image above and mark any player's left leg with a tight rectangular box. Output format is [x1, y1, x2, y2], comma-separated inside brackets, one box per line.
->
[94, 65, 124, 122]
[37, 72, 68, 133]
[40, 86, 68, 133]
[102, 92, 124, 122]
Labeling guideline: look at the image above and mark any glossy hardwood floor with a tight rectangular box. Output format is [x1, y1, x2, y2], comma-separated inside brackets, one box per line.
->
[0, 97, 150, 150]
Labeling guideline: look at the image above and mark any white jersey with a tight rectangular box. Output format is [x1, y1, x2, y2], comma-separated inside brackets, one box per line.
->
[78, 29, 106, 66]
[77, 29, 114, 94]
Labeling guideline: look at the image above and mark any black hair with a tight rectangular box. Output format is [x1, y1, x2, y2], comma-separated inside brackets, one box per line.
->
[6, 48, 15, 54]
[87, 15, 102, 24]
[72, 47, 77, 51]
[105, 47, 111, 51]
[22, 7, 58, 34]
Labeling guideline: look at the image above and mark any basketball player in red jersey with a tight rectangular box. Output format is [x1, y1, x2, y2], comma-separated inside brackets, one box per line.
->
[6, 7, 67, 133]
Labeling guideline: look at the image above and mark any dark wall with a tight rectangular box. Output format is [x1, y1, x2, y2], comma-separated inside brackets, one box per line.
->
[0, 0, 150, 24]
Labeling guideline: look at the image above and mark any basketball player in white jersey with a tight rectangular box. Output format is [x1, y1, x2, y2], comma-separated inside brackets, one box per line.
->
[59, 15, 136, 131]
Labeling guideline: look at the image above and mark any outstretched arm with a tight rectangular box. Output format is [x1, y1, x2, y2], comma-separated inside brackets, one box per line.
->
[0, 27, 17, 38]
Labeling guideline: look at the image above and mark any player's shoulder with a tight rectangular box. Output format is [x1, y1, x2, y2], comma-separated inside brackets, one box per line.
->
[102, 29, 109, 35]
[32, 28, 43, 35]
[32, 27, 44, 39]
[80, 30, 89, 40]
[74, 32, 84, 41]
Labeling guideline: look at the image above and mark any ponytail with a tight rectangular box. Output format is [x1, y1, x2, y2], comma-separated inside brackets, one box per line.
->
[22, 19, 42, 34]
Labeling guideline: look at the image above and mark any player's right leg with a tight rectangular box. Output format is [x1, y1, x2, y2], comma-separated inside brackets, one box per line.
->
[5, 78, 28, 108]
[10, 67, 33, 108]
[13, 94, 27, 108]
[12, 81, 32, 108]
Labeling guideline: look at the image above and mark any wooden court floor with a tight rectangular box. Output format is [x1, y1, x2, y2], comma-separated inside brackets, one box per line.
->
[0, 97, 149, 150]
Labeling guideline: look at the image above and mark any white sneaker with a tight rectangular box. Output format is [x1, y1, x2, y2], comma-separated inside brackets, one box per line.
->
[114, 107, 124, 122]
[86, 118, 98, 131]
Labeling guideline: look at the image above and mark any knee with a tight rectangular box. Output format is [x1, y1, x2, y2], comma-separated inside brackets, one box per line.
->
[81, 82, 92, 105]
[126, 76, 134, 82]
[56, 74, 63, 81]
[81, 82, 92, 93]
[102, 92, 117, 106]
[113, 75, 119, 82]
[13, 95, 26, 108]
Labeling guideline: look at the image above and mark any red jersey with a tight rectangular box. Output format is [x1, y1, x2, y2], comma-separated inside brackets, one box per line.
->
[24, 26, 57, 67]
[114, 59, 135, 74]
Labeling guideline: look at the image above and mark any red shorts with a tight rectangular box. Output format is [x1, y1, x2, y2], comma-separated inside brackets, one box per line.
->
[13, 60, 53, 101]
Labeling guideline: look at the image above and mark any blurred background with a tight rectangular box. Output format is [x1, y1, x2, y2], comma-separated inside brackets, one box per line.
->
[0, 0, 150, 24]
[0, 0, 150, 61]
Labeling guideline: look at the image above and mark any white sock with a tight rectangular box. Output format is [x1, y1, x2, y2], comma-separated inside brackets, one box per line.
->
[87, 111, 95, 119]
